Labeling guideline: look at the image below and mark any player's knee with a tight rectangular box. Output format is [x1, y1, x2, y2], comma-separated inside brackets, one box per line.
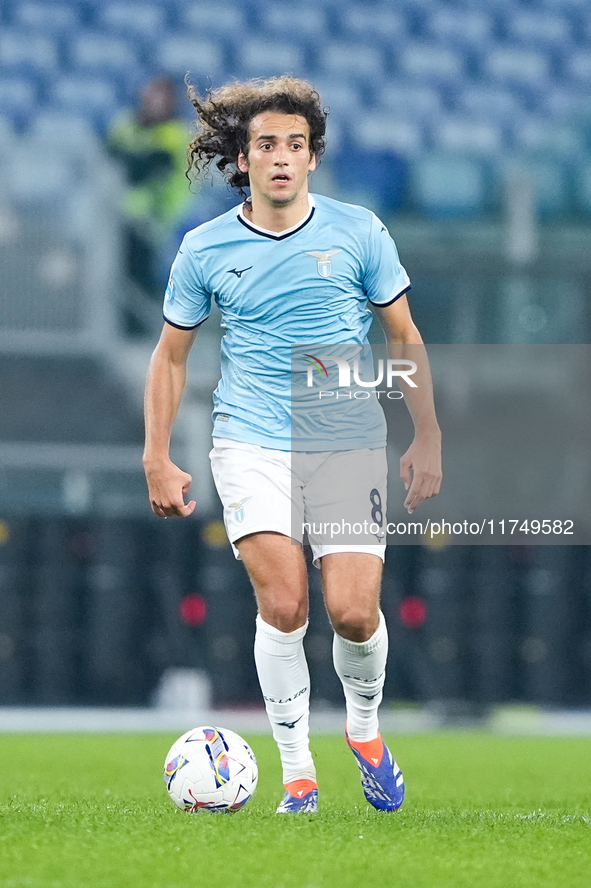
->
[259, 596, 308, 633]
[329, 605, 378, 643]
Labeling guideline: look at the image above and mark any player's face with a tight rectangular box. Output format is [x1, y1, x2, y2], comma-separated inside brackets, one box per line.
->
[237, 112, 316, 208]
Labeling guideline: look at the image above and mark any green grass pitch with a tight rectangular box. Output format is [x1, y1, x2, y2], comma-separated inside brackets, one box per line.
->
[0, 731, 590, 888]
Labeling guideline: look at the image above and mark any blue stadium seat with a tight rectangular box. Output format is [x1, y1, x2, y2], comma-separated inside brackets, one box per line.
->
[29, 111, 100, 150]
[13, 1, 82, 32]
[0, 75, 37, 119]
[563, 51, 591, 87]
[331, 147, 408, 214]
[258, 3, 328, 37]
[236, 40, 306, 79]
[312, 80, 363, 125]
[337, 4, 407, 42]
[409, 154, 489, 218]
[4, 143, 73, 208]
[180, 2, 248, 33]
[431, 117, 505, 158]
[543, 85, 591, 122]
[351, 111, 424, 156]
[453, 84, 526, 125]
[504, 9, 572, 46]
[539, 0, 589, 7]
[316, 41, 386, 83]
[155, 36, 225, 80]
[422, 7, 495, 48]
[377, 82, 443, 120]
[97, 3, 168, 36]
[511, 118, 586, 160]
[49, 75, 122, 132]
[0, 29, 60, 72]
[482, 45, 550, 86]
[67, 33, 139, 73]
[396, 42, 465, 84]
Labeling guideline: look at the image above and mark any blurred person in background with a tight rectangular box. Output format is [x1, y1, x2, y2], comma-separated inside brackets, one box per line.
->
[108, 76, 193, 299]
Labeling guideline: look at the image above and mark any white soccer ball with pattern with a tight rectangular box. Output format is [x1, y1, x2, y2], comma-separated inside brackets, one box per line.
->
[163, 726, 258, 812]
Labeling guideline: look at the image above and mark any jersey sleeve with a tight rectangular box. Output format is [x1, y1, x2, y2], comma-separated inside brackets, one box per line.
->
[362, 212, 411, 307]
[162, 236, 212, 329]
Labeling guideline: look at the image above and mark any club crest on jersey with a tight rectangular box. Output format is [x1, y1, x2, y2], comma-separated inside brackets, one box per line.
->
[305, 249, 342, 278]
[229, 497, 251, 523]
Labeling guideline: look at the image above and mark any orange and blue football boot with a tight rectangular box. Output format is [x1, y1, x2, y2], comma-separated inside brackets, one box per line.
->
[276, 779, 318, 814]
[346, 730, 405, 811]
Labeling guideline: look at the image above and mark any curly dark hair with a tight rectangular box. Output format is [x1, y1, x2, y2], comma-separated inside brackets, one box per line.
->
[186, 75, 328, 195]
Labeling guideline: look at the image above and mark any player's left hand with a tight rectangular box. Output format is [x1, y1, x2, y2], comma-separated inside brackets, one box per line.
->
[400, 433, 442, 514]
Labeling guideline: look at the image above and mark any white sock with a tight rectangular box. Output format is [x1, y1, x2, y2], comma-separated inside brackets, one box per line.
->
[254, 615, 316, 786]
[332, 610, 388, 742]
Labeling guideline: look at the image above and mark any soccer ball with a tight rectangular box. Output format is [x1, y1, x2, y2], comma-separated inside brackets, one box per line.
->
[163, 725, 258, 813]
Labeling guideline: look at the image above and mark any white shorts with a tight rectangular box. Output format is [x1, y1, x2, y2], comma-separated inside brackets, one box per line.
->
[209, 438, 387, 566]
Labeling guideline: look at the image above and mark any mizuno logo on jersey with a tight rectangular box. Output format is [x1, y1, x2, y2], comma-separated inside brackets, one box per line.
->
[305, 249, 342, 277]
[227, 266, 253, 278]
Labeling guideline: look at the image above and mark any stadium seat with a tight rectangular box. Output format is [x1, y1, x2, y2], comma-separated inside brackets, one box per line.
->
[29, 111, 102, 153]
[505, 9, 572, 46]
[258, 4, 328, 37]
[316, 41, 386, 82]
[409, 154, 489, 218]
[236, 40, 306, 79]
[431, 118, 505, 158]
[482, 46, 550, 86]
[396, 43, 465, 83]
[68, 34, 139, 73]
[180, 3, 247, 33]
[331, 147, 408, 214]
[377, 82, 443, 119]
[511, 118, 586, 160]
[352, 112, 424, 156]
[4, 146, 72, 208]
[0, 30, 59, 72]
[155, 36, 225, 80]
[453, 84, 526, 125]
[422, 7, 495, 48]
[543, 85, 591, 121]
[12, 1, 82, 32]
[49, 76, 122, 132]
[0, 75, 37, 118]
[312, 80, 363, 127]
[97, 2, 167, 36]
[337, 4, 407, 42]
[563, 51, 591, 87]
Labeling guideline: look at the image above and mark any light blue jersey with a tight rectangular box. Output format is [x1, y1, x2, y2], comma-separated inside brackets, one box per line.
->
[163, 194, 411, 450]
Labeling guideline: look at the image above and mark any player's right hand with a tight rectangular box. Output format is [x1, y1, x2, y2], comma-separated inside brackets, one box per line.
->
[143, 459, 196, 518]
